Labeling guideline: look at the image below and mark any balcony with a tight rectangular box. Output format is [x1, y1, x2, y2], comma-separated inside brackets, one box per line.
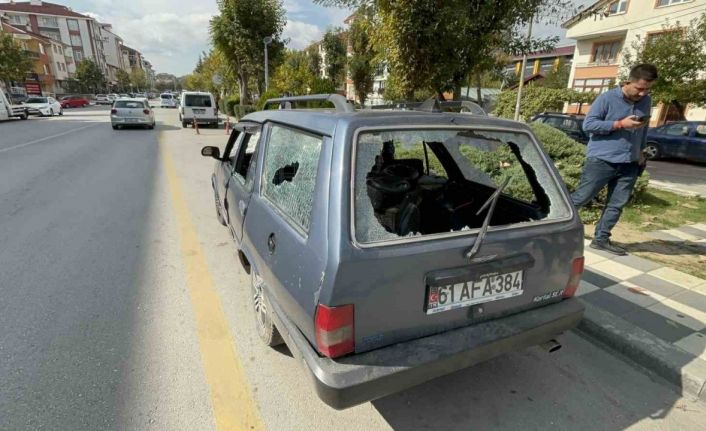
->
[24, 50, 41, 60]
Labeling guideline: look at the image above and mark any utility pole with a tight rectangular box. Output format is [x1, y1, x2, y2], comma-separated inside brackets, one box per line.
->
[263, 36, 273, 91]
[514, 16, 534, 122]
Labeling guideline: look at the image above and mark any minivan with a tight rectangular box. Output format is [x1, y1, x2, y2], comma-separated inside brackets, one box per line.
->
[200, 94, 585, 409]
[180, 91, 217, 128]
[160, 93, 177, 108]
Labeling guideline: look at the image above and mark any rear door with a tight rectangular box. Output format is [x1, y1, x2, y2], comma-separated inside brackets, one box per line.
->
[685, 124, 706, 163]
[657, 123, 690, 157]
[224, 125, 262, 242]
[185, 94, 214, 121]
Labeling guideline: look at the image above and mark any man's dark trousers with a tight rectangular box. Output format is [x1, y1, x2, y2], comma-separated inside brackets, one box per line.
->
[571, 157, 640, 241]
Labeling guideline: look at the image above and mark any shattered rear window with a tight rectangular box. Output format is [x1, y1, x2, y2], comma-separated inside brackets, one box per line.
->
[354, 129, 570, 244]
[262, 125, 323, 233]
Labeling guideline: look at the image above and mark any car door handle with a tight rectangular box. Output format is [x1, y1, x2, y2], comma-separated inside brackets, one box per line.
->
[267, 233, 276, 254]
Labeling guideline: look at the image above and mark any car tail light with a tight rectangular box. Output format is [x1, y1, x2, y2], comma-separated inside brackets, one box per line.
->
[563, 257, 585, 298]
[315, 304, 354, 358]
[143, 109, 150, 114]
[110, 108, 117, 114]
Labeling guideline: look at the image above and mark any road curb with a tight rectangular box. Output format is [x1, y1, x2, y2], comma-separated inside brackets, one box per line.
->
[575, 299, 706, 401]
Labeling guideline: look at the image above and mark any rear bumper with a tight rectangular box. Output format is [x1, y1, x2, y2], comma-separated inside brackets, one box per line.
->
[269, 297, 584, 410]
[111, 117, 152, 125]
[182, 116, 218, 124]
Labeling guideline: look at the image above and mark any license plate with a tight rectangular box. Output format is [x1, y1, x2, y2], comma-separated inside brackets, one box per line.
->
[125, 118, 138, 122]
[193, 109, 205, 114]
[425, 270, 523, 315]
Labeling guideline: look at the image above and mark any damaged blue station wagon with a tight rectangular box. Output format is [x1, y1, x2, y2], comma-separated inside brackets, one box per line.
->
[200, 94, 585, 409]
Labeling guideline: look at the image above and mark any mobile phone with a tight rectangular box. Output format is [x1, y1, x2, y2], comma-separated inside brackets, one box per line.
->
[636, 115, 650, 123]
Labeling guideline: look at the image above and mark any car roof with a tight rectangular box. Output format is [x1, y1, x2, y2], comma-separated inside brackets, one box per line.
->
[242, 109, 532, 137]
[182, 91, 211, 95]
[115, 97, 147, 102]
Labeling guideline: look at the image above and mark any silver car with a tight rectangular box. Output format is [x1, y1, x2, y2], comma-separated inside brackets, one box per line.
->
[110, 98, 155, 130]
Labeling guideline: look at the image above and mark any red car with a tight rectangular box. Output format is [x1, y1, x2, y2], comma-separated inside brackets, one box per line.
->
[60, 96, 89, 108]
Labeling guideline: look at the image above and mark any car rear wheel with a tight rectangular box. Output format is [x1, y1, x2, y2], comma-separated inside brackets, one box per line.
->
[644, 142, 660, 160]
[251, 271, 284, 347]
[182, 121, 188, 128]
[59, 109, 63, 116]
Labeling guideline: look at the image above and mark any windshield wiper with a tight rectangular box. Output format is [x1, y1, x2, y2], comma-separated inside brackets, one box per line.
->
[465, 176, 512, 260]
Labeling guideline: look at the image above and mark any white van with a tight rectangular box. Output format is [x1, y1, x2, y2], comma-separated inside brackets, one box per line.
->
[179, 91, 217, 128]
[160, 93, 177, 108]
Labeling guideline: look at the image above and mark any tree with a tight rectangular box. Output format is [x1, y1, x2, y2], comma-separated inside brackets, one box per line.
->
[622, 14, 706, 120]
[210, 0, 286, 105]
[317, 0, 571, 100]
[348, 7, 376, 106]
[0, 33, 34, 86]
[74, 59, 105, 93]
[115, 69, 131, 92]
[130, 69, 147, 91]
[305, 44, 321, 78]
[540, 58, 571, 89]
[321, 28, 347, 88]
[271, 49, 314, 95]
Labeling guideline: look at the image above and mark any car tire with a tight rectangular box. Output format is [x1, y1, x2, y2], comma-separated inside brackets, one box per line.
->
[644, 142, 660, 160]
[20, 113, 28, 120]
[59, 109, 63, 116]
[112, 125, 118, 130]
[182, 121, 188, 128]
[251, 271, 284, 347]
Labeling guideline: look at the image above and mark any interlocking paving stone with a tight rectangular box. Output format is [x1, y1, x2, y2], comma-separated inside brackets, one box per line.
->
[675, 332, 706, 361]
[663, 228, 702, 241]
[605, 282, 664, 308]
[612, 254, 662, 273]
[590, 260, 643, 281]
[582, 269, 620, 288]
[576, 280, 600, 297]
[620, 306, 695, 343]
[626, 274, 686, 298]
[649, 267, 706, 289]
[584, 250, 609, 265]
[581, 289, 643, 316]
[668, 290, 706, 314]
[648, 230, 685, 242]
[648, 301, 706, 332]
[678, 226, 706, 239]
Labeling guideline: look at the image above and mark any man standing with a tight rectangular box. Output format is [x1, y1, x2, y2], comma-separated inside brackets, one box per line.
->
[572, 64, 658, 256]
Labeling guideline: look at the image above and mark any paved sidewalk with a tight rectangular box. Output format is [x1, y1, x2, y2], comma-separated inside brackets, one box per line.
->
[577, 237, 706, 400]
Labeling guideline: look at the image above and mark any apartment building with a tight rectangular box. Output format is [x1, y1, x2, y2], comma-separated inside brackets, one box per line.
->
[1, 19, 57, 95]
[98, 23, 125, 88]
[563, 0, 706, 124]
[505, 45, 575, 80]
[0, 1, 108, 76]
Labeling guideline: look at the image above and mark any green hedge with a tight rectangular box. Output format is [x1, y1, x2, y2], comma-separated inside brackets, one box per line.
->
[223, 96, 240, 117]
[233, 105, 257, 119]
[493, 86, 596, 121]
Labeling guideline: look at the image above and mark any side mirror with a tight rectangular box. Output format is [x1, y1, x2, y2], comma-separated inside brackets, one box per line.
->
[201, 146, 221, 160]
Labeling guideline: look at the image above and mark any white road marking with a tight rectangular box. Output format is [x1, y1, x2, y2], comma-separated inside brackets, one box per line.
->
[0, 124, 99, 154]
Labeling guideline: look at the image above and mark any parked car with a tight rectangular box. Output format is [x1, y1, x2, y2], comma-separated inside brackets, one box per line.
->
[110, 98, 155, 130]
[95, 94, 112, 105]
[180, 91, 218, 128]
[107, 94, 119, 103]
[200, 94, 585, 409]
[645, 121, 706, 163]
[60, 95, 89, 108]
[23, 96, 62, 117]
[530, 112, 589, 144]
[0, 91, 29, 121]
[160, 93, 177, 108]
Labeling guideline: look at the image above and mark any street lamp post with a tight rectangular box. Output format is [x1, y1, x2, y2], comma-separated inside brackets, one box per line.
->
[514, 16, 534, 122]
[263, 36, 273, 91]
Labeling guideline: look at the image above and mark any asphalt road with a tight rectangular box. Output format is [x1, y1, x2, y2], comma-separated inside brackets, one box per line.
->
[2, 106, 706, 430]
[646, 159, 706, 197]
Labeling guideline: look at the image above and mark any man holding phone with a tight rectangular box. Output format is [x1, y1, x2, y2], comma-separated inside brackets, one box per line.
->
[572, 63, 658, 255]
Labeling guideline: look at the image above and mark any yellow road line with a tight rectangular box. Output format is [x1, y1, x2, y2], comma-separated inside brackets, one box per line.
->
[161, 141, 264, 431]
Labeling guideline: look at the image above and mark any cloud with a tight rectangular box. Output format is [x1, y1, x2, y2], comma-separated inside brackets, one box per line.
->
[284, 20, 323, 50]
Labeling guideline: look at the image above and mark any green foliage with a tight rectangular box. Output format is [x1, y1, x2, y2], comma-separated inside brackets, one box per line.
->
[321, 28, 347, 87]
[115, 69, 131, 92]
[539, 59, 570, 89]
[234, 105, 257, 119]
[256, 88, 281, 110]
[305, 44, 321, 77]
[74, 60, 105, 93]
[222, 96, 240, 116]
[622, 14, 706, 112]
[0, 34, 33, 84]
[271, 49, 314, 95]
[493, 85, 596, 121]
[211, 0, 286, 104]
[348, 8, 376, 106]
[130, 69, 147, 90]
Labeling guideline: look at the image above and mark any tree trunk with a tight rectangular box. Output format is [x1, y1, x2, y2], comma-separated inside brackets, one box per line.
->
[475, 72, 483, 108]
[239, 70, 249, 105]
[671, 100, 687, 121]
[452, 82, 462, 101]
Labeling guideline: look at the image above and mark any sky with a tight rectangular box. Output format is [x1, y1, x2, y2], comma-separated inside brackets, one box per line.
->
[2, 0, 596, 76]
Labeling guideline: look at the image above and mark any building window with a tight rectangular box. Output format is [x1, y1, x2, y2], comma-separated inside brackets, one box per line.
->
[70, 35, 82, 47]
[38, 16, 59, 27]
[74, 50, 83, 62]
[39, 29, 61, 42]
[67, 19, 79, 31]
[656, 0, 690, 7]
[38, 44, 45, 55]
[573, 78, 616, 93]
[608, 0, 628, 14]
[591, 40, 622, 64]
[9, 14, 26, 25]
[43, 64, 50, 75]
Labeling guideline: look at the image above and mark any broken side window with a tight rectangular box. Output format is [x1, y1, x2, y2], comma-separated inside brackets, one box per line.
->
[354, 129, 570, 244]
[262, 125, 323, 233]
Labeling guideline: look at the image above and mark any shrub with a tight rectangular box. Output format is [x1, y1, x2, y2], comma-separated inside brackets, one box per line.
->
[256, 89, 282, 111]
[493, 85, 596, 121]
[234, 105, 257, 119]
[224, 96, 240, 117]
